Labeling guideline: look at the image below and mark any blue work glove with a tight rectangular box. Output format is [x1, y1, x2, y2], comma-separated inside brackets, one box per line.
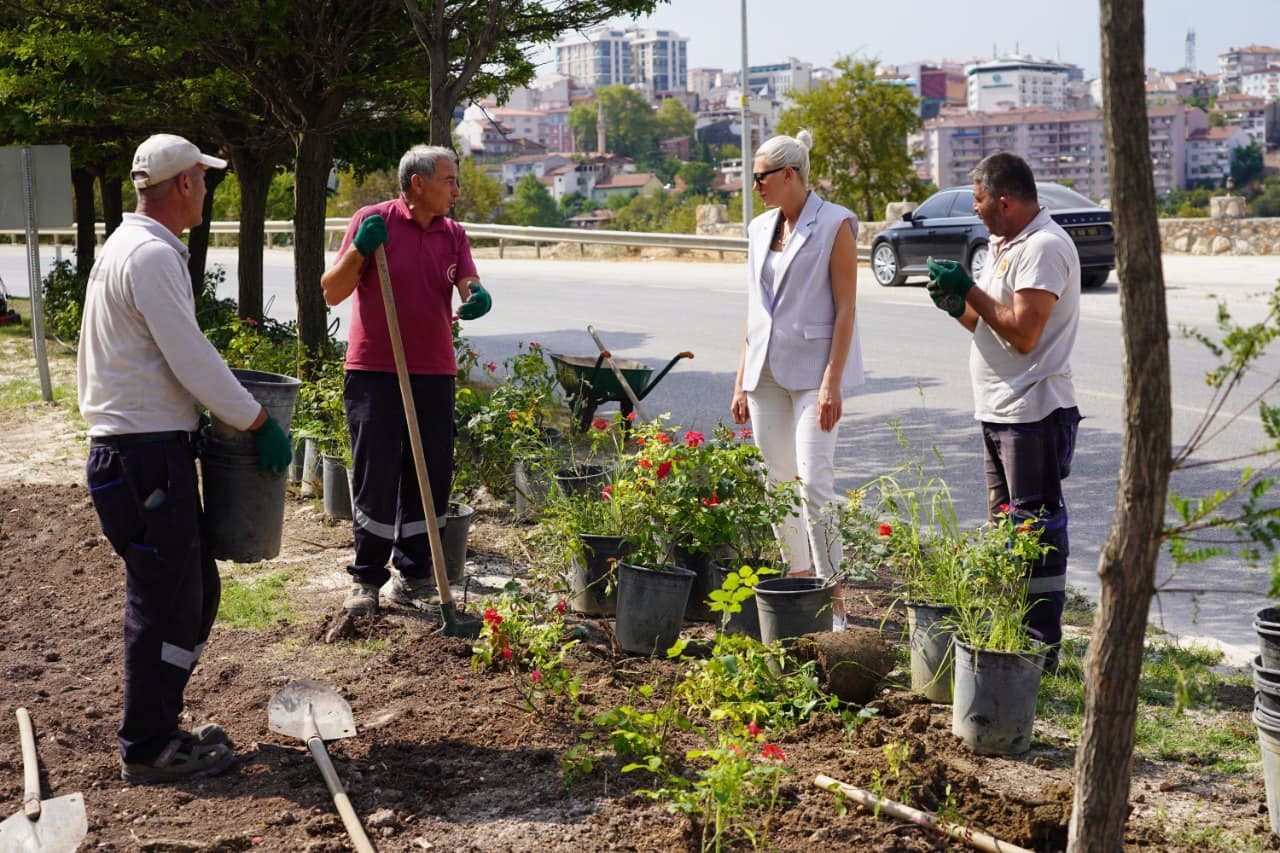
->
[926, 256, 975, 298]
[457, 282, 492, 321]
[352, 214, 387, 257]
[252, 416, 292, 475]
[927, 279, 967, 318]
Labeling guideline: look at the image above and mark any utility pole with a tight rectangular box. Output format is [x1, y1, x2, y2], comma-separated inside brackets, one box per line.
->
[739, 0, 752, 233]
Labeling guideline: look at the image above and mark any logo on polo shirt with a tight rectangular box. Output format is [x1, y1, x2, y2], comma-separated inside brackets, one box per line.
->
[996, 256, 1011, 278]
[447, 263, 457, 283]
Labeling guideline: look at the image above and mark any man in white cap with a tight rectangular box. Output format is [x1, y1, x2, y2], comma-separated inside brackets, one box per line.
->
[78, 133, 292, 783]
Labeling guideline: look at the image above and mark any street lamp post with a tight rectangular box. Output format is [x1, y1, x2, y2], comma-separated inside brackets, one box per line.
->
[740, 0, 751, 233]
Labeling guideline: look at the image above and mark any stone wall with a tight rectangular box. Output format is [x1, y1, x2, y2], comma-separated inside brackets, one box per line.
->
[1158, 218, 1280, 255]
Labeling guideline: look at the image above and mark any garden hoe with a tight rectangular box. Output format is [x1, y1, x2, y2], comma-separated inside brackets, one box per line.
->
[0, 708, 87, 852]
[373, 244, 482, 639]
[267, 681, 375, 853]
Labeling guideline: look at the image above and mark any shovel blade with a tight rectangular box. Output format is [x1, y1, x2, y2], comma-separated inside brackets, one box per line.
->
[0, 794, 88, 852]
[267, 681, 357, 741]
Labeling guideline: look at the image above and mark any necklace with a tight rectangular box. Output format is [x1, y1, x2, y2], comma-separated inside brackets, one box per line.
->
[772, 217, 792, 250]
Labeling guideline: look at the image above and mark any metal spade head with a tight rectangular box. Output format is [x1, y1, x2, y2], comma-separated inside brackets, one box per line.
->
[267, 681, 357, 741]
[0, 793, 88, 852]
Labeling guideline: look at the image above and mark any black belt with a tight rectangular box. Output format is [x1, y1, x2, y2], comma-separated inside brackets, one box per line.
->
[90, 430, 195, 449]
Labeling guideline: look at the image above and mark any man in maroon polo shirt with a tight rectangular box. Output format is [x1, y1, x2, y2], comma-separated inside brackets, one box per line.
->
[321, 145, 492, 615]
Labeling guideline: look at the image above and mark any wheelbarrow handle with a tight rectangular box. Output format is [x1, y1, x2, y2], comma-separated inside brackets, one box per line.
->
[16, 707, 41, 819]
[637, 351, 695, 400]
[304, 705, 376, 853]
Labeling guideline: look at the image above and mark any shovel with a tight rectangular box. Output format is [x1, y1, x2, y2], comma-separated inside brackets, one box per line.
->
[267, 681, 374, 853]
[0, 708, 87, 852]
[373, 244, 482, 639]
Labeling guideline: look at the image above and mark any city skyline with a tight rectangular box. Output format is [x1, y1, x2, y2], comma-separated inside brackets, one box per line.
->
[531, 0, 1280, 82]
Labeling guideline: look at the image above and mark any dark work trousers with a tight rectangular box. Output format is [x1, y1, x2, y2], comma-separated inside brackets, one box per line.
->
[981, 406, 1082, 648]
[344, 370, 455, 588]
[85, 434, 218, 765]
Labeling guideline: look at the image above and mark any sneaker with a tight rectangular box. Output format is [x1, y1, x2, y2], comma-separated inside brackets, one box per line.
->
[122, 738, 234, 785]
[389, 574, 441, 608]
[174, 723, 229, 748]
[343, 582, 380, 616]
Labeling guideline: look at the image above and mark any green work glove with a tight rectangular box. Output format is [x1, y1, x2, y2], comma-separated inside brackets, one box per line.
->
[352, 214, 387, 257]
[927, 280, 967, 318]
[456, 282, 492, 321]
[252, 416, 292, 475]
[926, 256, 975, 298]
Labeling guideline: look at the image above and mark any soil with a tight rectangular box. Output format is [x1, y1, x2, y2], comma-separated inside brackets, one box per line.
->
[0, 336, 1276, 851]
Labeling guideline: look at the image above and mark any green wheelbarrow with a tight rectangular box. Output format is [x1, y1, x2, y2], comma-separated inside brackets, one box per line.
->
[550, 349, 693, 431]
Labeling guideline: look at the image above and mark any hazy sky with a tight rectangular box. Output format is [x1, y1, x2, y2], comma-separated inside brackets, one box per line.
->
[530, 0, 1280, 80]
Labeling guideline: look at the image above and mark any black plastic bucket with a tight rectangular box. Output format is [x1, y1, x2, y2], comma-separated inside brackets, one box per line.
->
[614, 562, 694, 656]
[443, 502, 475, 582]
[754, 576, 836, 645]
[202, 435, 288, 562]
[571, 533, 630, 616]
[1257, 607, 1280, 670]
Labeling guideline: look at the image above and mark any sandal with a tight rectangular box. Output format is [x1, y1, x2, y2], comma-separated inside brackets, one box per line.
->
[121, 736, 234, 785]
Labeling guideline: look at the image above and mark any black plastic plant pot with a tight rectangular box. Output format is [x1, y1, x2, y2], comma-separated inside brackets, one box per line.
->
[614, 562, 695, 656]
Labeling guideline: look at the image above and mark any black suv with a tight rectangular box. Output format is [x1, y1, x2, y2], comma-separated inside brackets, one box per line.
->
[870, 182, 1114, 289]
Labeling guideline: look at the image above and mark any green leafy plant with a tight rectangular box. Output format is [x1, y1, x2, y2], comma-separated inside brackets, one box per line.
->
[706, 564, 777, 631]
[471, 583, 581, 710]
[946, 512, 1053, 653]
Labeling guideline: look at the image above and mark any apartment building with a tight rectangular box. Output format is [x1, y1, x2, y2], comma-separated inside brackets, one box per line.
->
[456, 105, 574, 156]
[1186, 126, 1251, 185]
[1241, 65, 1280, 101]
[1214, 94, 1277, 147]
[1219, 44, 1280, 94]
[745, 57, 814, 98]
[965, 57, 1071, 112]
[920, 103, 1211, 197]
[553, 26, 687, 96]
[554, 27, 632, 88]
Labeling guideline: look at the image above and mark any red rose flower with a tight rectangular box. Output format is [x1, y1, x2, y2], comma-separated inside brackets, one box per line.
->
[529, 342, 541, 350]
[484, 608, 502, 627]
[636, 437, 646, 446]
[501, 648, 514, 660]
[625, 412, 636, 421]
[701, 492, 721, 507]
[747, 721, 761, 737]
[531, 669, 542, 684]
[484, 361, 497, 372]
[638, 459, 652, 470]
[508, 411, 518, 422]
[592, 418, 608, 431]
[602, 484, 612, 500]
[738, 427, 752, 439]
[878, 523, 893, 537]
[656, 461, 672, 479]
[655, 433, 672, 445]
[684, 430, 705, 447]
[556, 599, 567, 614]
[760, 743, 785, 761]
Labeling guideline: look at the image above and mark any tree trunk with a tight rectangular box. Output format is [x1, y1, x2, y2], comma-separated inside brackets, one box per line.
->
[228, 147, 281, 321]
[1067, 0, 1172, 848]
[292, 131, 333, 357]
[71, 167, 97, 277]
[99, 168, 124, 237]
[186, 166, 226, 297]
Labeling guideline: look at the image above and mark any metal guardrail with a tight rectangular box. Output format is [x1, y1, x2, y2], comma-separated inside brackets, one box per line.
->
[2, 219, 870, 260]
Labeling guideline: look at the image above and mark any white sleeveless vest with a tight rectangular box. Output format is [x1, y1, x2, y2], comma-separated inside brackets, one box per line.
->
[741, 191, 865, 392]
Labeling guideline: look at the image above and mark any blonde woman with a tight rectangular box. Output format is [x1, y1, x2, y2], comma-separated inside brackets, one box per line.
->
[730, 130, 863, 626]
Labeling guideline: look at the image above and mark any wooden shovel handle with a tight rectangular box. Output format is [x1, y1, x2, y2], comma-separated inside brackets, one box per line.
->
[303, 704, 375, 853]
[373, 245, 454, 606]
[16, 707, 40, 819]
[586, 324, 649, 423]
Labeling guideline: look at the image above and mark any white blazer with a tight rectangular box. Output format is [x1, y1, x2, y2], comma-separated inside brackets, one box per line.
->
[741, 191, 865, 392]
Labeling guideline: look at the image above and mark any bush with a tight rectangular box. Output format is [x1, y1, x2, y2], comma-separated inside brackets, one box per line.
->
[40, 260, 87, 343]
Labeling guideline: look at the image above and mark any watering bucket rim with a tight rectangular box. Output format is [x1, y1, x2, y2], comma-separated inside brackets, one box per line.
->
[755, 576, 837, 596]
[229, 367, 303, 388]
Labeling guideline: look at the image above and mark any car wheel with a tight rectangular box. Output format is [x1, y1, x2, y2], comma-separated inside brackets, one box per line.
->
[1082, 269, 1110, 289]
[871, 241, 905, 287]
[967, 242, 989, 282]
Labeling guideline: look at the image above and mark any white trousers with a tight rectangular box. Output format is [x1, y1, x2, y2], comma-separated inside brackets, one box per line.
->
[746, 363, 842, 580]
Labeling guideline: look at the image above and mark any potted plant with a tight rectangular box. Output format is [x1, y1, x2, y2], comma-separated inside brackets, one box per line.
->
[947, 513, 1053, 755]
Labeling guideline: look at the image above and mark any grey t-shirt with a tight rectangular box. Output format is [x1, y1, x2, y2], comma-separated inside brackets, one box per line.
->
[969, 208, 1080, 423]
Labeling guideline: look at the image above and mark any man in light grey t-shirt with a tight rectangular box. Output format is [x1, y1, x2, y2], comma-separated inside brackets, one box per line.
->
[925, 152, 1082, 670]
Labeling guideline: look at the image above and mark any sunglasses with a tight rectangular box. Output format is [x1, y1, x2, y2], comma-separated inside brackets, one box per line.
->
[752, 165, 789, 185]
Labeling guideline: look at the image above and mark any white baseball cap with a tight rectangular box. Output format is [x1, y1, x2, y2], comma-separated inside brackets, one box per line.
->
[131, 134, 227, 189]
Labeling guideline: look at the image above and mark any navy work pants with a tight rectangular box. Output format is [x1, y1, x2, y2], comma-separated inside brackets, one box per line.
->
[981, 406, 1082, 648]
[344, 370, 455, 588]
[85, 433, 217, 764]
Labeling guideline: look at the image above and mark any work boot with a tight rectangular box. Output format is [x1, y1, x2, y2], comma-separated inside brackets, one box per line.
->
[121, 738, 234, 785]
[389, 573, 441, 608]
[343, 582, 380, 616]
[173, 722, 229, 747]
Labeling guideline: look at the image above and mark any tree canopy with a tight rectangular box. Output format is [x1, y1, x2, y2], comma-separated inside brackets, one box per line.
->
[777, 57, 922, 221]
[568, 86, 662, 159]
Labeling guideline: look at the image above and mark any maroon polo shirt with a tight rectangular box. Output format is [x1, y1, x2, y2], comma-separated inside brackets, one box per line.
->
[339, 196, 478, 375]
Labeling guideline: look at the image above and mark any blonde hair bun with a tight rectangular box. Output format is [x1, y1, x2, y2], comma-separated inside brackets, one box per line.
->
[796, 129, 813, 150]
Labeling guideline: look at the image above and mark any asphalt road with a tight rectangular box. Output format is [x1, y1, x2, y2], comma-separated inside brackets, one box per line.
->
[4, 243, 1278, 651]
